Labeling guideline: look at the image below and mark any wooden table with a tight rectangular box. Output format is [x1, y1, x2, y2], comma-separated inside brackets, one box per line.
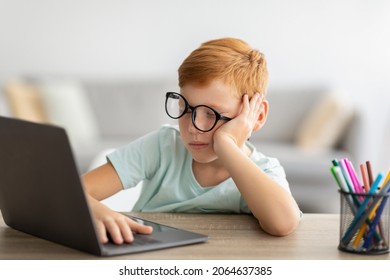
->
[1, 212, 389, 260]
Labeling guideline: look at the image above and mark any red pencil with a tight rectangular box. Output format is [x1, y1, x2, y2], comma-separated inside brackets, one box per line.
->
[366, 161, 374, 186]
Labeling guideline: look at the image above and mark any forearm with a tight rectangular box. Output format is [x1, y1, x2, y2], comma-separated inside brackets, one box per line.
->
[215, 137, 300, 236]
[81, 162, 123, 201]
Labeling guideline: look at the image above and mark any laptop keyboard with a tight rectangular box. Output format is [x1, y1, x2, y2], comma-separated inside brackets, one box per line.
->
[132, 234, 161, 246]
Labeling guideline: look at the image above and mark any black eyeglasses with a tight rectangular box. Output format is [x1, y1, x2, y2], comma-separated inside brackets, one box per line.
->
[165, 92, 232, 132]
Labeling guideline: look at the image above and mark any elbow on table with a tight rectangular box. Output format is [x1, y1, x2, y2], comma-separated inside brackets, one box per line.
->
[259, 216, 300, 237]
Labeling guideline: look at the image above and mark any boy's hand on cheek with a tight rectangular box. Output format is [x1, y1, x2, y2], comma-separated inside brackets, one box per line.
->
[213, 93, 263, 152]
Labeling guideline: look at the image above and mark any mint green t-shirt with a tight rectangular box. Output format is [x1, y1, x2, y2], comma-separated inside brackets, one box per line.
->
[107, 125, 290, 213]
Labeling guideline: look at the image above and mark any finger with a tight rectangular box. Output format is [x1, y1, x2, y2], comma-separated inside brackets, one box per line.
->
[240, 94, 250, 116]
[128, 219, 154, 235]
[116, 218, 135, 244]
[251, 93, 263, 118]
[96, 221, 109, 244]
[104, 219, 124, 244]
[250, 93, 262, 109]
[243, 93, 258, 121]
[114, 218, 153, 244]
[108, 217, 153, 244]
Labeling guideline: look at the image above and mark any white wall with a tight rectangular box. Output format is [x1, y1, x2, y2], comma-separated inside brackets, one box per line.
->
[1, 0, 389, 85]
[1, 0, 389, 170]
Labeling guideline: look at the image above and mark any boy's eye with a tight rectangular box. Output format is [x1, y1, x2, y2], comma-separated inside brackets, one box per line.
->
[179, 105, 187, 113]
[206, 111, 215, 118]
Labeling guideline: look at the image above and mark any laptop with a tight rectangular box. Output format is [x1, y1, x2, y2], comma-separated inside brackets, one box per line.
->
[0, 116, 208, 256]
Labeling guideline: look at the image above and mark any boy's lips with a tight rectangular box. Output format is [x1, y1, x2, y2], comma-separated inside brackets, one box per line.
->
[188, 141, 209, 150]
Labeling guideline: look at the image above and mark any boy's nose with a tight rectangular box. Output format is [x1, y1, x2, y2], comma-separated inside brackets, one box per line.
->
[188, 118, 201, 134]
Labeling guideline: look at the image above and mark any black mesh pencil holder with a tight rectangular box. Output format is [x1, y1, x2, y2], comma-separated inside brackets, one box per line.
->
[338, 190, 390, 254]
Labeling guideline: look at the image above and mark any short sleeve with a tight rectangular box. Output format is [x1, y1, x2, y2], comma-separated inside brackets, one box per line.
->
[107, 130, 161, 189]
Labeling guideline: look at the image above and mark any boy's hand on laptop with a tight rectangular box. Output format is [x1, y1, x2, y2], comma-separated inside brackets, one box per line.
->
[88, 197, 153, 244]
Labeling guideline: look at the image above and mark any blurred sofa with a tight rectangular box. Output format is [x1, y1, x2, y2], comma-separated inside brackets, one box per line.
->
[1, 78, 366, 213]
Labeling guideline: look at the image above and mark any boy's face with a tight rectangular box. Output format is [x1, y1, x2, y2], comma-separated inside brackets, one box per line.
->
[179, 79, 241, 164]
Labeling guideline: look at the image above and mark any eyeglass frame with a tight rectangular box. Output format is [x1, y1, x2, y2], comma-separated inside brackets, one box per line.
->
[165, 92, 233, 132]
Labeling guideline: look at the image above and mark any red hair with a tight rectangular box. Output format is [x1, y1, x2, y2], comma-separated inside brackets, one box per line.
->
[178, 38, 268, 97]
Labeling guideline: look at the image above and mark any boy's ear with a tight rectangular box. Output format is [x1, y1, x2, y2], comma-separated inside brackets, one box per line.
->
[252, 99, 269, 132]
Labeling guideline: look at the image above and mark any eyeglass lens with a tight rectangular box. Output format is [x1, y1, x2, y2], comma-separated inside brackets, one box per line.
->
[165, 93, 219, 132]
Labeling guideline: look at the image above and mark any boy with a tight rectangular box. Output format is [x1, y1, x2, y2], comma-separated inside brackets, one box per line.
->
[82, 38, 301, 245]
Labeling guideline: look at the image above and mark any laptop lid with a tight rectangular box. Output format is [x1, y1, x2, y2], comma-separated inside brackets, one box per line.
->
[0, 116, 207, 256]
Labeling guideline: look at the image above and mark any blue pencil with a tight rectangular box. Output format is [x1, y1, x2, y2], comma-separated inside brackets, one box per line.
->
[341, 173, 385, 245]
[362, 190, 390, 250]
[362, 179, 390, 250]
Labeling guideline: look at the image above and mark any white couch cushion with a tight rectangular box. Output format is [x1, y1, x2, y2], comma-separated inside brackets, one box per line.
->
[38, 79, 100, 147]
[295, 91, 354, 150]
[251, 88, 328, 143]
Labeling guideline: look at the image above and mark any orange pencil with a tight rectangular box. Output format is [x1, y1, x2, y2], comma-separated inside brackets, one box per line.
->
[383, 171, 390, 186]
[360, 163, 369, 193]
